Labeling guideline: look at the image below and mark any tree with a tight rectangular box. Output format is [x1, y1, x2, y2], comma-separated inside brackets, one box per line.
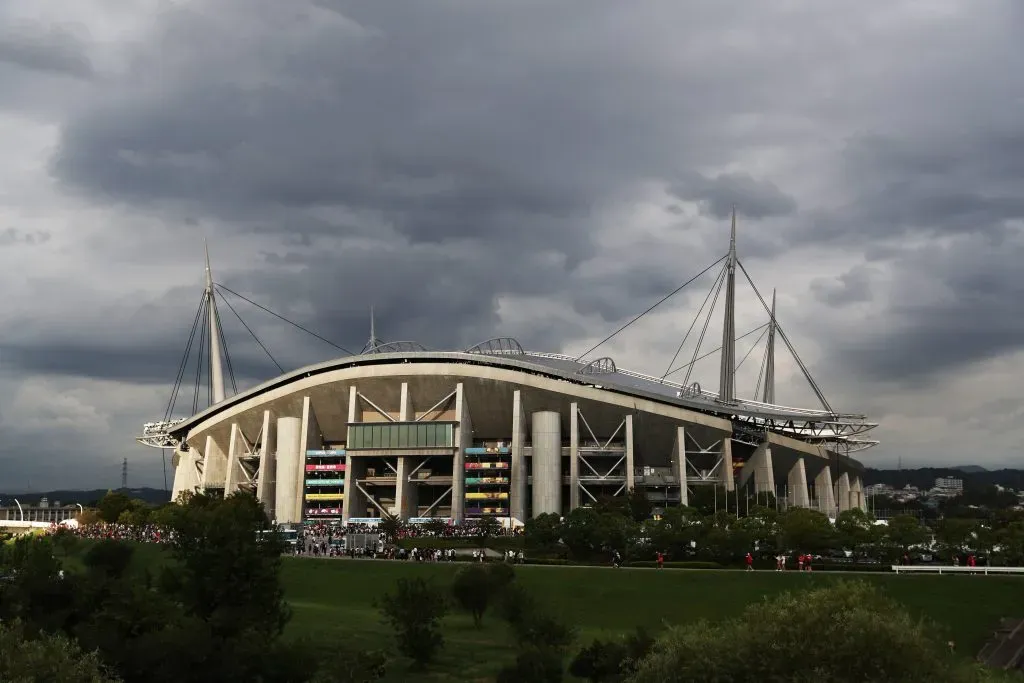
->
[884, 514, 929, 559]
[378, 577, 448, 669]
[0, 620, 120, 683]
[478, 515, 501, 539]
[779, 507, 837, 554]
[83, 539, 135, 579]
[628, 581, 987, 683]
[835, 508, 878, 555]
[377, 514, 401, 544]
[97, 492, 135, 524]
[524, 513, 563, 551]
[451, 563, 516, 626]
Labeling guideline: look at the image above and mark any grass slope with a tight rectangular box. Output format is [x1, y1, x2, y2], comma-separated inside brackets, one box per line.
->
[282, 558, 1020, 681]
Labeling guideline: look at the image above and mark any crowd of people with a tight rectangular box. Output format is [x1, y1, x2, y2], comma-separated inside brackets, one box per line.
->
[55, 522, 170, 544]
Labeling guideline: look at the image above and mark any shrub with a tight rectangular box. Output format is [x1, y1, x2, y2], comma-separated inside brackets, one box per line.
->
[378, 577, 448, 669]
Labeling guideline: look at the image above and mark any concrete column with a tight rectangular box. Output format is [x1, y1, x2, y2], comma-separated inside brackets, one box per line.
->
[255, 411, 276, 517]
[453, 383, 470, 523]
[851, 475, 866, 512]
[740, 442, 775, 495]
[787, 459, 810, 508]
[720, 437, 735, 492]
[569, 403, 580, 510]
[342, 456, 367, 522]
[815, 466, 836, 516]
[297, 396, 322, 523]
[673, 426, 688, 508]
[200, 435, 228, 490]
[171, 448, 202, 501]
[625, 414, 635, 491]
[531, 411, 562, 515]
[510, 390, 527, 523]
[274, 417, 302, 524]
[834, 472, 851, 514]
[343, 386, 361, 523]
[395, 383, 416, 519]
[224, 423, 248, 496]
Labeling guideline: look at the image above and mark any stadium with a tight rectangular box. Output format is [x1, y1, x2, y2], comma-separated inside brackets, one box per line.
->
[141, 219, 877, 526]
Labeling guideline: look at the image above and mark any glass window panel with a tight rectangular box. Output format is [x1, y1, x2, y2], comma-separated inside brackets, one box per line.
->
[444, 424, 453, 447]
[372, 424, 382, 448]
[384, 425, 394, 449]
[398, 424, 408, 448]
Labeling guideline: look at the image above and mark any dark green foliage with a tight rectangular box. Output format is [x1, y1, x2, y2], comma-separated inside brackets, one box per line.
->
[570, 628, 655, 682]
[496, 646, 565, 683]
[451, 562, 517, 625]
[627, 581, 996, 683]
[378, 576, 448, 669]
[83, 539, 135, 578]
[0, 619, 120, 683]
[96, 492, 136, 524]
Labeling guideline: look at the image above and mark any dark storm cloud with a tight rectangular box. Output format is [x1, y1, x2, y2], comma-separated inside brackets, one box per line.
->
[669, 172, 798, 221]
[0, 22, 93, 79]
[810, 266, 874, 307]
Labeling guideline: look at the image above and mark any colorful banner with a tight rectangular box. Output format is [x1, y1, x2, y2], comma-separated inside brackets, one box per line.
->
[408, 517, 452, 524]
[306, 508, 342, 516]
[306, 449, 346, 457]
[305, 493, 344, 501]
[464, 447, 511, 455]
[466, 492, 509, 500]
[464, 462, 510, 470]
[465, 477, 510, 485]
[305, 478, 345, 486]
[305, 463, 346, 471]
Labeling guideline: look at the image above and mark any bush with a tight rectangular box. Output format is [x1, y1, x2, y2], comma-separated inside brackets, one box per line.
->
[378, 577, 448, 669]
[0, 619, 120, 683]
[83, 540, 135, 578]
[496, 646, 565, 683]
[627, 581, 989, 683]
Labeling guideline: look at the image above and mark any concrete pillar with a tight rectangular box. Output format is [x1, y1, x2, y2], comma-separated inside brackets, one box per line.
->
[740, 442, 775, 495]
[851, 475, 866, 512]
[720, 437, 735, 491]
[531, 411, 562, 515]
[171, 448, 202, 501]
[200, 434, 228, 490]
[224, 423, 247, 496]
[395, 383, 416, 519]
[348, 385, 357, 424]
[815, 466, 836, 516]
[787, 459, 810, 508]
[274, 417, 302, 524]
[255, 411, 276, 517]
[510, 390, 527, 523]
[625, 414, 635, 491]
[569, 403, 580, 510]
[342, 456, 367, 522]
[453, 383, 471, 523]
[673, 426, 688, 507]
[835, 472, 851, 514]
[297, 396, 322, 523]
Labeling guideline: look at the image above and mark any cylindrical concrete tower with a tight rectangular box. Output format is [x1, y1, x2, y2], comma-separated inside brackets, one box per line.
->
[531, 411, 562, 516]
[274, 416, 302, 524]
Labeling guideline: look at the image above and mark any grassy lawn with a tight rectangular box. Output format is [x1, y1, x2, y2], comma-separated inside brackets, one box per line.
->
[282, 558, 1023, 681]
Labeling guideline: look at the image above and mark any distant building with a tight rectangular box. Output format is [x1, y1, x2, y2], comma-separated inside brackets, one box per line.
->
[935, 477, 964, 494]
[0, 500, 80, 523]
[865, 483, 893, 497]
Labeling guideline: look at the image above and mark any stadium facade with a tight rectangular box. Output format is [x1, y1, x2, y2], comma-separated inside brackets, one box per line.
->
[142, 224, 877, 525]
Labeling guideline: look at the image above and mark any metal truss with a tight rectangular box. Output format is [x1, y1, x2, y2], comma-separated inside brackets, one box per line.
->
[578, 357, 617, 375]
[682, 432, 726, 486]
[137, 419, 187, 449]
[575, 408, 627, 503]
[232, 424, 264, 493]
[465, 337, 524, 356]
[367, 340, 428, 354]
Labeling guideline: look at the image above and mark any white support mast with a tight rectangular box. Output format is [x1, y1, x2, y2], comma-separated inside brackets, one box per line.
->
[206, 241, 226, 404]
[718, 208, 737, 404]
[762, 289, 776, 404]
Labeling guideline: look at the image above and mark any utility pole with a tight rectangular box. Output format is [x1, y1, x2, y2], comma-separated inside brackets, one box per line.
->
[121, 458, 128, 490]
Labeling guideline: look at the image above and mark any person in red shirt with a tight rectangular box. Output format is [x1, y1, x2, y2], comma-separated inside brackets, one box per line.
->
[745, 552, 754, 571]
[797, 554, 804, 572]
[656, 551, 664, 569]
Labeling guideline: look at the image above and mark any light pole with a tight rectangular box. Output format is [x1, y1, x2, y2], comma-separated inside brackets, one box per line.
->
[14, 499, 24, 522]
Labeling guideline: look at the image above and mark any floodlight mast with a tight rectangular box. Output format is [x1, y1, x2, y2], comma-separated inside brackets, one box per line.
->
[762, 289, 776, 404]
[717, 208, 738, 404]
[205, 241, 226, 405]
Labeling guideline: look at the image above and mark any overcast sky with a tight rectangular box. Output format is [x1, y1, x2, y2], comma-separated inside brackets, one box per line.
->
[1, 0, 1022, 492]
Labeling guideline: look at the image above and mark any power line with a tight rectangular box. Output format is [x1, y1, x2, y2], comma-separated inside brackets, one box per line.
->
[663, 322, 770, 379]
[214, 283, 355, 356]
[661, 263, 727, 381]
[574, 254, 728, 362]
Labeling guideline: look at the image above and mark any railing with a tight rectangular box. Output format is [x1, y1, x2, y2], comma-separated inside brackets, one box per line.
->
[891, 565, 1024, 575]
